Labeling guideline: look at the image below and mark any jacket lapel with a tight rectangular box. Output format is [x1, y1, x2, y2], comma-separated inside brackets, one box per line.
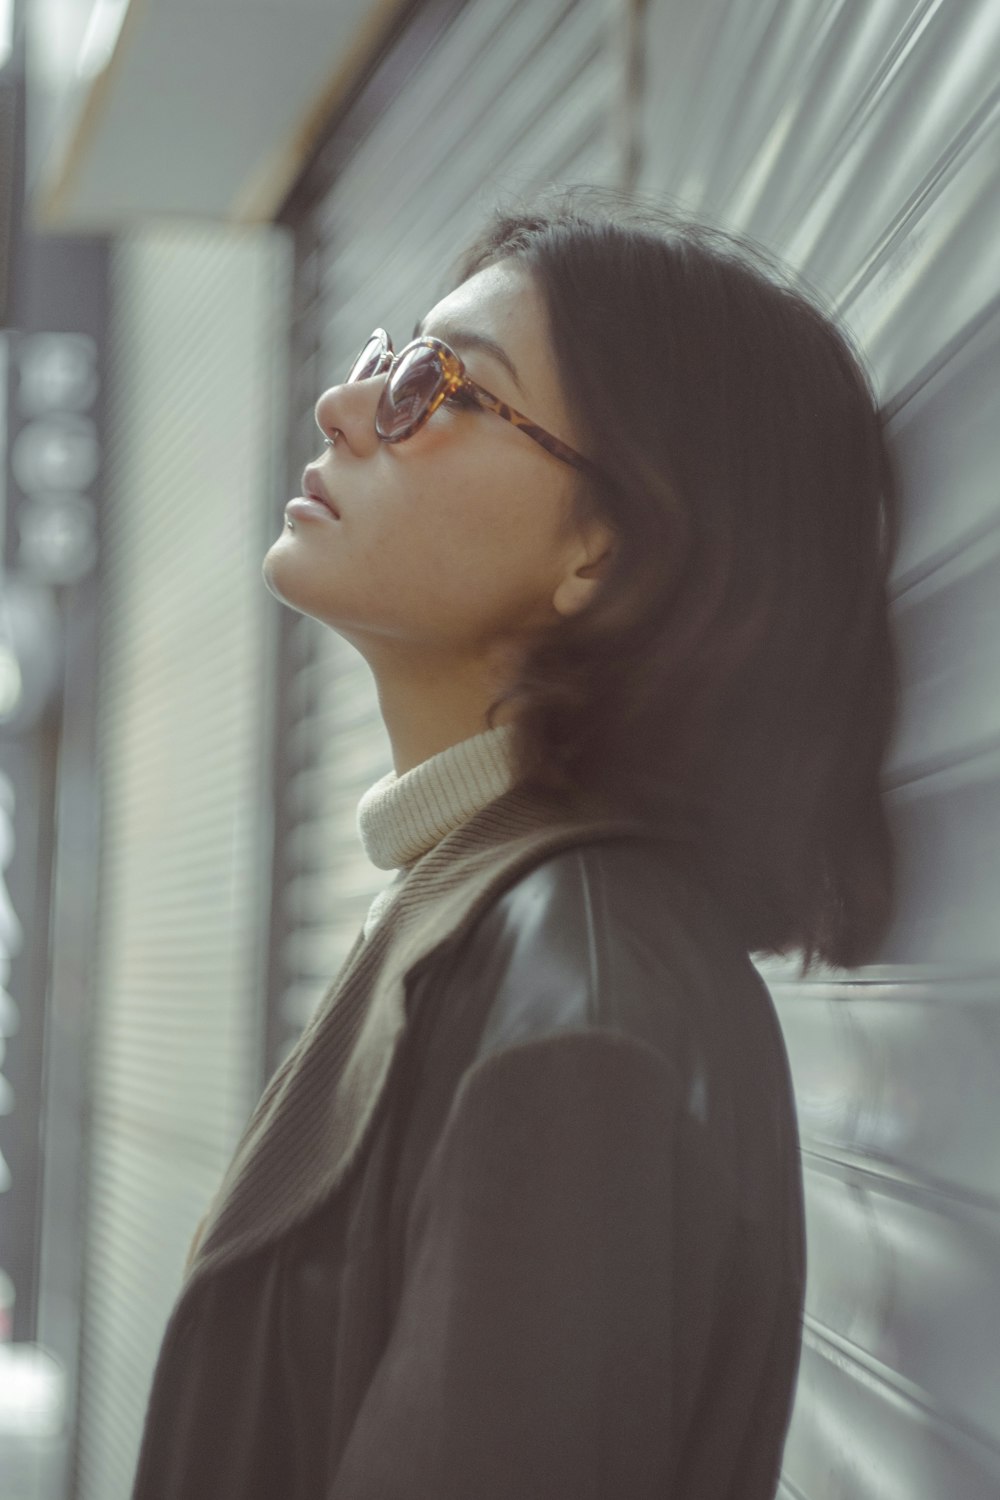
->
[178, 786, 656, 1307]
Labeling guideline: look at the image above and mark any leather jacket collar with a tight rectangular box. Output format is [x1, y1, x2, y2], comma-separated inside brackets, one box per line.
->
[180, 786, 674, 1310]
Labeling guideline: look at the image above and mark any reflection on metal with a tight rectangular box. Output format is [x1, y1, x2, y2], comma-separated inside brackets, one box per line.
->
[617, 0, 649, 196]
[635, 1, 1000, 1495]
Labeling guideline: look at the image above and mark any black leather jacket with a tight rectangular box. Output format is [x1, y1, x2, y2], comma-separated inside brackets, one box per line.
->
[130, 838, 807, 1499]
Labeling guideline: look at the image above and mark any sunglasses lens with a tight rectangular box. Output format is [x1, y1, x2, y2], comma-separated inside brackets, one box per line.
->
[377, 344, 445, 438]
[346, 335, 385, 383]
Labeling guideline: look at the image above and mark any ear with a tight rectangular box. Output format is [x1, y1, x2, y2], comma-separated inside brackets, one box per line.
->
[552, 523, 617, 618]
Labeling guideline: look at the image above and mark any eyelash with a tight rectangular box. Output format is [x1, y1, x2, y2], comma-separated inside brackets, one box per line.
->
[445, 387, 476, 409]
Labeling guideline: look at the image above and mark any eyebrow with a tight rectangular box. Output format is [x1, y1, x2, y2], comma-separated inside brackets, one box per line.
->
[411, 315, 524, 395]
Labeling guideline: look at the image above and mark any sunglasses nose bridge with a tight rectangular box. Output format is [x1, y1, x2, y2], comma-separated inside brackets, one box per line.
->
[343, 328, 392, 382]
[377, 332, 395, 373]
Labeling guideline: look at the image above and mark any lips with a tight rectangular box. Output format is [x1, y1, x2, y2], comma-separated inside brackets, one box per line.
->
[301, 467, 339, 517]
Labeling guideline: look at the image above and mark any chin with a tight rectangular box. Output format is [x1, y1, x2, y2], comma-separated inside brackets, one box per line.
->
[261, 545, 314, 612]
[263, 551, 346, 635]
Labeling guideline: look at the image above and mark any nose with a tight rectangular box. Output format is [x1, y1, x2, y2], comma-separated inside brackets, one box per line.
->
[314, 374, 384, 448]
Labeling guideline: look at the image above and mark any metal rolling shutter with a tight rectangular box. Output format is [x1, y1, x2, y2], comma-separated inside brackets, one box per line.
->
[78, 226, 291, 1500]
[271, 0, 622, 1068]
[634, 3, 1000, 1496]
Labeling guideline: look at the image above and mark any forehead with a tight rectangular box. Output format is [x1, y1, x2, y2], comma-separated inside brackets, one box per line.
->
[424, 259, 535, 326]
[419, 259, 551, 402]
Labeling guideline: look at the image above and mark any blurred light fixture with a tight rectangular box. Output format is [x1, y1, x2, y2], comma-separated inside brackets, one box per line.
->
[0, 638, 20, 720]
[75, 0, 131, 82]
[0, 0, 12, 74]
[0, 573, 62, 734]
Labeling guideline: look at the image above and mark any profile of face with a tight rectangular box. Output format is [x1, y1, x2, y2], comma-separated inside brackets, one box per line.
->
[262, 258, 615, 769]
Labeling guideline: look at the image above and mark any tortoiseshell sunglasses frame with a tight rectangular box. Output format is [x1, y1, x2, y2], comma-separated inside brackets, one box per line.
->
[338, 326, 604, 480]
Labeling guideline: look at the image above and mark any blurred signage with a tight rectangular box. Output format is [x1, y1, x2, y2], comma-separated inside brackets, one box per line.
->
[9, 329, 100, 587]
[0, 230, 107, 1349]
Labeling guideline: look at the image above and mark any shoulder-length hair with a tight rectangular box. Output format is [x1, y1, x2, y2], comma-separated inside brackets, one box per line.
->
[446, 183, 901, 975]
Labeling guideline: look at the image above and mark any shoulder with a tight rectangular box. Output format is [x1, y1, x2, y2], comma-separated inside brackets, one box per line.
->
[439, 835, 755, 1074]
[486, 836, 716, 951]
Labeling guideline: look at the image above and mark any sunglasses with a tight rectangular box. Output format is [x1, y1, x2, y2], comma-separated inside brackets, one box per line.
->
[335, 326, 603, 479]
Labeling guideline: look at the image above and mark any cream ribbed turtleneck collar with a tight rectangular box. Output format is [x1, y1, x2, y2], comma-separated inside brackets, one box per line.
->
[356, 722, 519, 937]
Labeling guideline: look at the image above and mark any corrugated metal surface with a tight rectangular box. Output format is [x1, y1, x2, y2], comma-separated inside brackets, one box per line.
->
[272, 0, 622, 1068]
[79, 225, 291, 1499]
[636, 2, 1000, 1495]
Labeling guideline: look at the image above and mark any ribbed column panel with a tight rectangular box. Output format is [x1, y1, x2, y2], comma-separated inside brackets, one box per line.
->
[79, 224, 291, 1500]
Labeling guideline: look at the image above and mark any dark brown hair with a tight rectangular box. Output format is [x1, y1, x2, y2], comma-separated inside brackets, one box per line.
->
[446, 183, 901, 975]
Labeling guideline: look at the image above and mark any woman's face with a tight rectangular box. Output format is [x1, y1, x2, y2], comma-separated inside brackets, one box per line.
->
[262, 259, 611, 687]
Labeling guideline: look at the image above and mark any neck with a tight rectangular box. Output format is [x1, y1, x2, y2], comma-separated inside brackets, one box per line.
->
[363, 642, 524, 777]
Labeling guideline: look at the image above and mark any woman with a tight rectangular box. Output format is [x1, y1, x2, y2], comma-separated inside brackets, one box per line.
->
[130, 183, 900, 1499]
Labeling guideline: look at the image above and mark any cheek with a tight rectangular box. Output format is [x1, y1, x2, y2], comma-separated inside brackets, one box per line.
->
[433, 471, 563, 602]
[358, 439, 572, 635]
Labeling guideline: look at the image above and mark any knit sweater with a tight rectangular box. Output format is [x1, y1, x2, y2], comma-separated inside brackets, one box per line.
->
[356, 723, 519, 940]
